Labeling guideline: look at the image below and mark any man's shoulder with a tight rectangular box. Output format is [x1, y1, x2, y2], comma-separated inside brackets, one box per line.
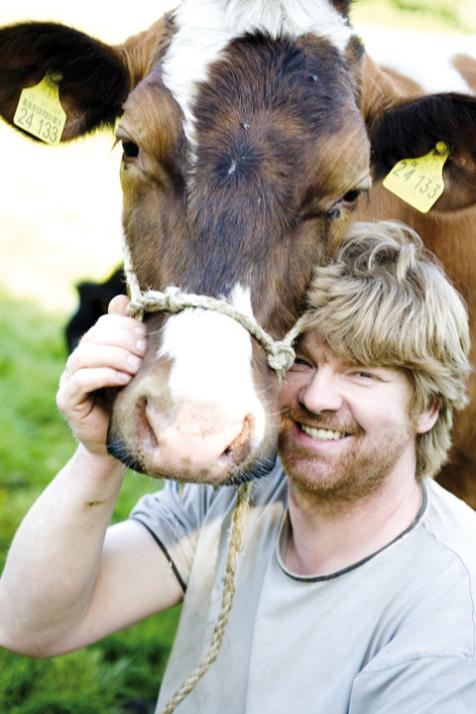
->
[421, 478, 476, 572]
[370, 479, 476, 665]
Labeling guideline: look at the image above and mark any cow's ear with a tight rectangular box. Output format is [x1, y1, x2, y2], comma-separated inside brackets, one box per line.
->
[0, 18, 169, 142]
[369, 93, 476, 212]
[0, 22, 128, 140]
[120, 17, 173, 90]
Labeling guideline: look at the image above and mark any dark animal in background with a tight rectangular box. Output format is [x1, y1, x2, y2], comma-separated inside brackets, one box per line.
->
[65, 268, 125, 354]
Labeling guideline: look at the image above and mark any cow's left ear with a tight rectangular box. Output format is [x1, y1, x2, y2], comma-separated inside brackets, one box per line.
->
[369, 93, 476, 212]
[0, 18, 169, 142]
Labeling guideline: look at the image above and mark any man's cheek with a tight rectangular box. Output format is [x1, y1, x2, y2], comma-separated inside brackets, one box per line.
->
[278, 379, 297, 410]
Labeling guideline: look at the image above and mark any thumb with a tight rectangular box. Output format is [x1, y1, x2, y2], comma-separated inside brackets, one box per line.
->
[108, 294, 130, 316]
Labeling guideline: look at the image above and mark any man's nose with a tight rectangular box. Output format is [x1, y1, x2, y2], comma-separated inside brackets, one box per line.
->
[299, 368, 343, 414]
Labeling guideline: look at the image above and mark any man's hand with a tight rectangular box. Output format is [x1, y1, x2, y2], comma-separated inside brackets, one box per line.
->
[56, 295, 147, 457]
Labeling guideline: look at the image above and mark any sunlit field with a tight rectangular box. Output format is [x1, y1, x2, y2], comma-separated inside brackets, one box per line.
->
[0, 1, 474, 712]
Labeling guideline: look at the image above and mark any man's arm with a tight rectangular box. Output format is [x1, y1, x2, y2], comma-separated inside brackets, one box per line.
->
[0, 296, 183, 657]
[0, 447, 182, 657]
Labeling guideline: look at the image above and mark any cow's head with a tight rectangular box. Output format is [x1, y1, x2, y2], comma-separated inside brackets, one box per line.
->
[0, 2, 372, 485]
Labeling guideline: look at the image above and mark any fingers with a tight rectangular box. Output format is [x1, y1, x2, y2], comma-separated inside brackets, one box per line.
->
[66, 342, 146, 379]
[57, 366, 133, 412]
[59, 298, 148, 400]
[81, 308, 146, 354]
[108, 294, 131, 317]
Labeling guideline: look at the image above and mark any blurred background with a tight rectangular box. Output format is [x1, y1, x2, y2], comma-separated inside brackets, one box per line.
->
[0, 1, 475, 712]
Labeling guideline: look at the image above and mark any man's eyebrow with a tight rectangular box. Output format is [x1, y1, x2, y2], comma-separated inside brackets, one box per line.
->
[340, 358, 380, 371]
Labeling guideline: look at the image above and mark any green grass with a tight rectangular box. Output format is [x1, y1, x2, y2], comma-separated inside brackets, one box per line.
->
[0, 295, 180, 713]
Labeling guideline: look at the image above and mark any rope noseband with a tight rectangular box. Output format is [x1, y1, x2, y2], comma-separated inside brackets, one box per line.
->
[128, 286, 305, 377]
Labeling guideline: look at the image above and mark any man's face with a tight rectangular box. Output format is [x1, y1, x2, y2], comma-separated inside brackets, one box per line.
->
[278, 332, 424, 503]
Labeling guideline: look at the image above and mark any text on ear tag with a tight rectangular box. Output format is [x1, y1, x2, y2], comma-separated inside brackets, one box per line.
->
[13, 74, 66, 146]
[383, 142, 450, 213]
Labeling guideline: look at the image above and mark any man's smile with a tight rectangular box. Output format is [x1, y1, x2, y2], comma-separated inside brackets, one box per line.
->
[299, 423, 350, 441]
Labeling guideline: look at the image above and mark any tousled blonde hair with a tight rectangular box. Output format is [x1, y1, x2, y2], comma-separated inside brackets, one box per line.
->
[301, 220, 471, 478]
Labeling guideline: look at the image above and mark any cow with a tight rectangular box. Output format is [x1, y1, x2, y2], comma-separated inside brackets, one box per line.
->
[0, 1, 475, 502]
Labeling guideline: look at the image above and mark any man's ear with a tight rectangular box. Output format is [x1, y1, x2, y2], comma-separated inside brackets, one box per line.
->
[415, 403, 440, 435]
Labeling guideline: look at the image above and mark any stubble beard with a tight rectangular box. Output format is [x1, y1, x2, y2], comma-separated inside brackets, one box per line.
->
[279, 410, 413, 509]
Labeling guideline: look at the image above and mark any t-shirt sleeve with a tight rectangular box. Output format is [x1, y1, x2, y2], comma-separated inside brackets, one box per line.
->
[129, 480, 217, 592]
[349, 654, 476, 713]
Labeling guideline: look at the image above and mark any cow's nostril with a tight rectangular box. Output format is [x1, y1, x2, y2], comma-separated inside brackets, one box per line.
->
[221, 415, 254, 465]
[140, 397, 159, 449]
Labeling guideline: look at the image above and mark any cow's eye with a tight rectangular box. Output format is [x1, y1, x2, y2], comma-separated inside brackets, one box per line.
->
[122, 141, 139, 159]
[326, 188, 364, 219]
[342, 189, 361, 205]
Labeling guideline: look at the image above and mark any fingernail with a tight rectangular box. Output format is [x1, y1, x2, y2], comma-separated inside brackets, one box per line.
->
[127, 354, 142, 370]
[136, 339, 147, 354]
[118, 371, 132, 383]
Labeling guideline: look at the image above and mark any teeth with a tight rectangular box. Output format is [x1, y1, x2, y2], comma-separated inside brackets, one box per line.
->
[300, 424, 347, 441]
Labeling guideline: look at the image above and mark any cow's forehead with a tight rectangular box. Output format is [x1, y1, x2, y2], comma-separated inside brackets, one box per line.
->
[162, 0, 356, 147]
[120, 29, 367, 213]
[188, 33, 364, 180]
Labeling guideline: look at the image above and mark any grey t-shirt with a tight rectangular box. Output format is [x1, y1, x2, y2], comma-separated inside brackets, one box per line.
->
[130, 462, 476, 713]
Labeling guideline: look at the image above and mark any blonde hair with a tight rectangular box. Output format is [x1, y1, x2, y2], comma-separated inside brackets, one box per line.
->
[301, 220, 471, 478]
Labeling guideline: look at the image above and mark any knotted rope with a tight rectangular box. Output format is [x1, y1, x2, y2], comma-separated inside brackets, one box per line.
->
[122, 239, 304, 712]
[123, 237, 305, 377]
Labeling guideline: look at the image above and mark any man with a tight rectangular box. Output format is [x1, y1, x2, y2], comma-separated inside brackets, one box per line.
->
[0, 221, 475, 713]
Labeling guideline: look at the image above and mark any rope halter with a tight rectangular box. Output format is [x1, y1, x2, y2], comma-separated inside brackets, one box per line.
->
[123, 237, 306, 377]
[128, 286, 306, 378]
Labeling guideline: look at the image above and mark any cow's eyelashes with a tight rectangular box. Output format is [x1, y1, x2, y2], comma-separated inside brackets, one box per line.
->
[122, 141, 140, 159]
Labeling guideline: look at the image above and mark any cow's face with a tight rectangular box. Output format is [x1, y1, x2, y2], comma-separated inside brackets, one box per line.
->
[0, 2, 371, 485]
[109, 8, 371, 484]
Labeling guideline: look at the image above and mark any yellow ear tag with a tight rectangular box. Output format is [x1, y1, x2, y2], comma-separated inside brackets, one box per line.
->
[383, 142, 450, 213]
[13, 73, 66, 145]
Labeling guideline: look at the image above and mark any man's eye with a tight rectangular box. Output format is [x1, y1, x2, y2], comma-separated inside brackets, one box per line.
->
[354, 370, 375, 380]
[291, 357, 313, 370]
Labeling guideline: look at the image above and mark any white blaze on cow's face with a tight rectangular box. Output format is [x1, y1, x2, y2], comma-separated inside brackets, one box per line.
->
[158, 284, 266, 448]
[162, 0, 355, 148]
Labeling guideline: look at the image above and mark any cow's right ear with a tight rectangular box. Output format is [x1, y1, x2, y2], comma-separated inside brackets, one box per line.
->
[0, 18, 168, 142]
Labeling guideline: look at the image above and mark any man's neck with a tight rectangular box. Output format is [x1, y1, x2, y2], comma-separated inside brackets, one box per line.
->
[284, 473, 423, 577]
